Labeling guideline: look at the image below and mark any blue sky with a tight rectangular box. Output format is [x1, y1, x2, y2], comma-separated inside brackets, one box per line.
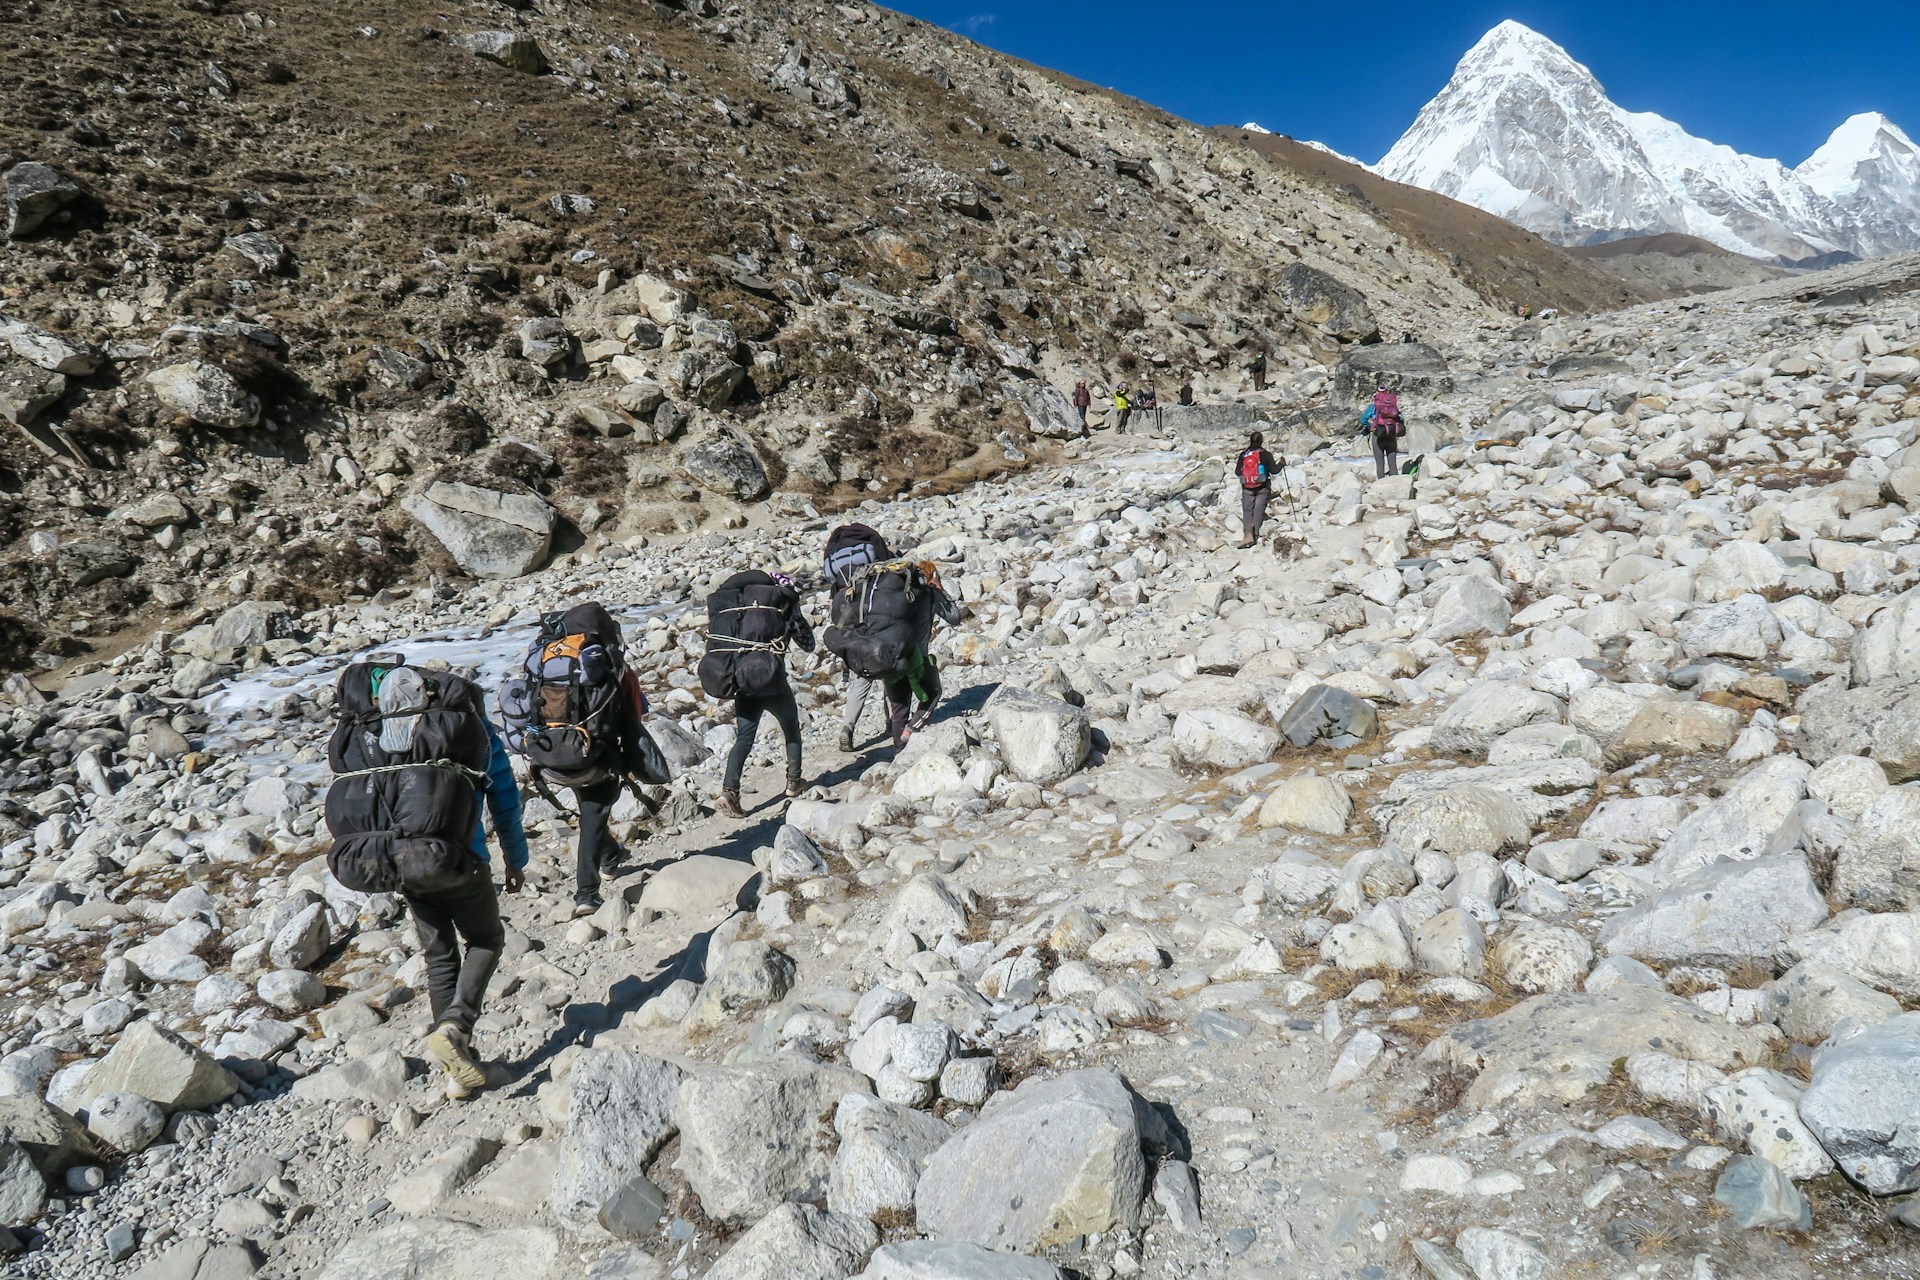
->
[885, 2, 1920, 165]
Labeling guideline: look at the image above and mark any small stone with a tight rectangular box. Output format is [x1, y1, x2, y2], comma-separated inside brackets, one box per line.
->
[1713, 1155, 1811, 1231]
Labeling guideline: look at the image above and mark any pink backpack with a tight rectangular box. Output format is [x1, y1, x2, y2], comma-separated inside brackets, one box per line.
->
[1372, 390, 1403, 438]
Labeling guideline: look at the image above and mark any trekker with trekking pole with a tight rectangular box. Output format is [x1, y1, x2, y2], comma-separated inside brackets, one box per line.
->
[499, 603, 673, 915]
[322, 653, 529, 1099]
[1363, 383, 1405, 479]
[1233, 430, 1282, 549]
[698, 570, 814, 818]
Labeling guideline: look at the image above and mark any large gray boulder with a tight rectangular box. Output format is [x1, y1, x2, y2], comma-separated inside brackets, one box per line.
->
[1770, 963, 1902, 1044]
[986, 689, 1090, 784]
[316, 1218, 559, 1280]
[855, 1243, 1066, 1280]
[1420, 985, 1770, 1109]
[1835, 787, 1920, 910]
[1276, 683, 1377, 749]
[675, 1055, 873, 1223]
[1171, 707, 1277, 769]
[0, 314, 99, 375]
[4, 162, 82, 238]
[0, 359, 65, 426]
[1794, 681, 1920, 781]
[551, 1052, 684, 1228]
[404, 479, 556, 578]
[705, 1202, 877, 1280]
[81, 1021, 238, 1112]
[681, 427, 770, 501]
[0, 1138, 45, 1227]
[1598, 856, 1829, 966]
[1004, 381, 1082, 440]
[1675, 595, 1780, 661]
[1424, 577, 1512, 643]
[146, 361, 261, 430]
[0, 1096, 96, 1177]
[1853, 585, 1920, 687]
[914, 1068, 1154, 1251]
[1799, 1012, 1920, 1194]
[1331, 342, 1453, 400]
[451, 31, 550, 75]
[1648, 754, 1811, 882]
[828, 1093, 952, 1221]
[1277, 264, 1378, 344]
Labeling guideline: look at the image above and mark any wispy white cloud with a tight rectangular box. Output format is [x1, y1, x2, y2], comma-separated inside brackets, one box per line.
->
[955, 13, 997, 35]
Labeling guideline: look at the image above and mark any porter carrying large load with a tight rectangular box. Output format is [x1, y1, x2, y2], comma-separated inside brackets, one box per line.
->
[698, 570, 803, 699]
[823, 559, 959, 682]
[325, 659, 491, 895]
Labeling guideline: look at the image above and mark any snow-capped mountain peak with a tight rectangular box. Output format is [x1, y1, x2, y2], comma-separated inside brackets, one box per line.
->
[1375, 22, 1920, 263]
[1799, 112, 1920, 199]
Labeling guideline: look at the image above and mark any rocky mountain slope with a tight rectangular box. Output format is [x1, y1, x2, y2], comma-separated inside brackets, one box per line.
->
[4, 245, 1920, 1279]
[1, 0, 1518, 675]
[1569, 233, 1790, 298]
[1377, 20, 1920, 263]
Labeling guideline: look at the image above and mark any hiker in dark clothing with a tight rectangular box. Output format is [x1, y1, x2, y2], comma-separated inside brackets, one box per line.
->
[1178, 376, 1194, 407]
[415, 716, 527, 1097]
[1071, 380, 1091, 435]
[1136, 384, 1159, 432]
[822, 524, 893, 752]
[881, 564, 963, 749]
[716, 572, 814, 817]
[1232, 430, 1281, 548]
[1247, 349, 1267, 392]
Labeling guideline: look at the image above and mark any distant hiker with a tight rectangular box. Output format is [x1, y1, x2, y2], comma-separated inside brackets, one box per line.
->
[323, 654, 528, 1099]
[699, 570, 814, 817]
[499, 603, 671, 915]
[1365, 384, 1405, 479]
[1401, 330, 1416, 344]
[1233, 430, 1281, 548]
[1247, 349, 1268, 392]
[1071, 380, 1091, 434]
[1178, 376, 1194, 407]
[822, 523, 893, 752]
[1136, 384, 1160, 432]
[1111, 384, 1131, 434]
[824, 558, 962, 751]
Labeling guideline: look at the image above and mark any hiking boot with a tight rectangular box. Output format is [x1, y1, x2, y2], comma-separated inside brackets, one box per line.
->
[786, 776, 805, 800]
[425, 1024, 487, 1099]
[572, 893, 603, 917]
[837, 726, 855, 753]
[598, 843, 627, 874]
[716, 789, 746, 819]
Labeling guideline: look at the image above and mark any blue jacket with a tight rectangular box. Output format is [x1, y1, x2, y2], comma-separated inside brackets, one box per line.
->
[470, 720, 530, 871]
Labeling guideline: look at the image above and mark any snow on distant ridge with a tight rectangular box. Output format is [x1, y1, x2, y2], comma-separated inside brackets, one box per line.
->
[1376, 21, 1920, 261]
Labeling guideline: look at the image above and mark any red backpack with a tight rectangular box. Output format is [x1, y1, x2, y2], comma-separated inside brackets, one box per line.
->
[1238, 449, 1269, 489]
[1372, 390, 1404, 438]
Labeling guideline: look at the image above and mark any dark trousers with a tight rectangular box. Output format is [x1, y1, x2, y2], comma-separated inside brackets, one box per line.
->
[571, 775, 620, 903]
[885, 658, 943, 748]
[1115, 408, 1130, 433]
[1372, 434, 1400, 479]
[724, 687, 802, 792]
[404, 859, 505, 1038]
[1240, 485, 1271, 543]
